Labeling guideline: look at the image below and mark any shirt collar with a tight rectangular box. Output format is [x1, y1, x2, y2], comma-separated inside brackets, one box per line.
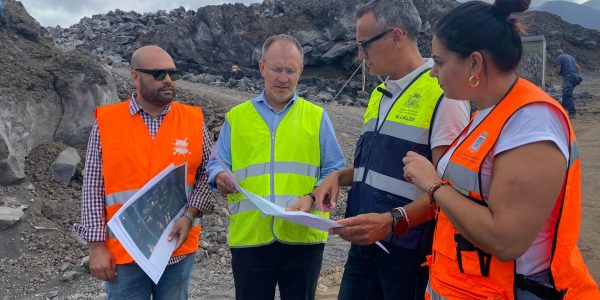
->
[385, 58, 434, 94]
[128, 92, 172, 117]
[252, 91, 299, 113]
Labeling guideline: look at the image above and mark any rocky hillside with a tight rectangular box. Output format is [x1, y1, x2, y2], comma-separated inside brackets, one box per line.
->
[0, 0, 118, 185]
[44, 0, 600, 102]
[45, 0, 459, 105]
[47, 0, 454, 74]
[534, 1, 600, 30]
[520, 10, 600, 71]
[583, 0, 600, 10]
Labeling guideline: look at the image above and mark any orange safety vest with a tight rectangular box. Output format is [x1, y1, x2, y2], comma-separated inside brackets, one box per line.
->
[428, 79, 599, 299]
[96, 100, 204, 265]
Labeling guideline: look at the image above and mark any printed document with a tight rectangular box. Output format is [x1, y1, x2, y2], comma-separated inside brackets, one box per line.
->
[107, 163, 188, 283]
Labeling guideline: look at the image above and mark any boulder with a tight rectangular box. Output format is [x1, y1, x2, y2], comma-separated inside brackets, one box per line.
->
[49, 147, 81, 185]
[0, 206, 24, 231]
[321, 42, 355, 63]
[291, 30, 323, 47]
[115, 35, 135, 44]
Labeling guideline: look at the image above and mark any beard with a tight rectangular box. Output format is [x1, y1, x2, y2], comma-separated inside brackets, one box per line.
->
[139, 77, 176, 105]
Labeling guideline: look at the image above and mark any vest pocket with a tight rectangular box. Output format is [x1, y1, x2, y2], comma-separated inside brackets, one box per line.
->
[371, 190, 410, 212]
[430, 260, 507, 300]
[454, 234, 492, 277]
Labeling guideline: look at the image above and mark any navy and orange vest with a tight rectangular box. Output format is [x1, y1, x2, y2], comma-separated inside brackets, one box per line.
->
[96, 100, 204, 265]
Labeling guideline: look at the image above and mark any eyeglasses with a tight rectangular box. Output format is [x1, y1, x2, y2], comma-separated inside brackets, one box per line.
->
[135, 69, 181, 81]
[265, 64, 301, 77]
[355, 28, 394, 53]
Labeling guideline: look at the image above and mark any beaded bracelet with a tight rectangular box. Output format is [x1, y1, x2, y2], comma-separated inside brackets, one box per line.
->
[427, 179, 451, 204]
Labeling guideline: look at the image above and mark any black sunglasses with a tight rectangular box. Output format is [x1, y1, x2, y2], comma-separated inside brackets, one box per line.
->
[355, 28, 394, 52]
[136, 69, 181, 81]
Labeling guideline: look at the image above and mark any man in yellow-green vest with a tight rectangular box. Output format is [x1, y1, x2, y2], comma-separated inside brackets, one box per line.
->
[314, 1, 471, 299]
[206, 34, 345, 300]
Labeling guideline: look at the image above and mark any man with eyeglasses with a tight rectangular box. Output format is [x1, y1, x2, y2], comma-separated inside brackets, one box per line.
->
[313, 0, 470, 299]
[74, 45, 214, 299]
[206, 34, 345, 300]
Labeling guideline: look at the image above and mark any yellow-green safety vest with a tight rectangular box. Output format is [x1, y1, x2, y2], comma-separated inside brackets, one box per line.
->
[226, 97, 329, 247]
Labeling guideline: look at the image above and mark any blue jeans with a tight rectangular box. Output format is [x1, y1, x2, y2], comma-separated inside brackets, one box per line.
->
[561, 74, 577, 115]
[338, 243, 429, 300]
[104, 253, 196, 300]
[231, 241, 325, 300]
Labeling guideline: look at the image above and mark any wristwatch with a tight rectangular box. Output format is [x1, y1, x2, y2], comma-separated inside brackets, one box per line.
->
[390, 207, 408, 236]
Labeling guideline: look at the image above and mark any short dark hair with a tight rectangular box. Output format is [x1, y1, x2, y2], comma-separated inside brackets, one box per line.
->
[356, 0, 422, 41]
[434, 0, 530, 73]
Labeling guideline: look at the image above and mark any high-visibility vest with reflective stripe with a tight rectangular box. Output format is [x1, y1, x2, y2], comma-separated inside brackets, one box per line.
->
[429, 78, 599, 299]
[96, 100, 204, 265]
[348, 69, 443, 251]
[226, 98, 327, 247]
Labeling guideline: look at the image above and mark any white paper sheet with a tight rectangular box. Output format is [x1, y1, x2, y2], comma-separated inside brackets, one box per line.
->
[107, 163, 188, 283]
[213, 149, 389, 253]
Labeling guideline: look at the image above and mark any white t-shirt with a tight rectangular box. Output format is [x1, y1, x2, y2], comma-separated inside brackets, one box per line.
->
[436, 102, 570, 275]
[378, 58, 471, 149]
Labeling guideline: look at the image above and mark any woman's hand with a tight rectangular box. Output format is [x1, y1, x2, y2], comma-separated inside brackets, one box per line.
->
[402, 151, 442, 192]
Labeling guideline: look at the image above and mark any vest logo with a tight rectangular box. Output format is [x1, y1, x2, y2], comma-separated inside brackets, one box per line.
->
[172, 137, 191, 155]
[404, 93, 421, 109]
[470, 132, 488, 152]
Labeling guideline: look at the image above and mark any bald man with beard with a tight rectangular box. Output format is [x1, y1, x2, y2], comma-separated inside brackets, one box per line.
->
[74, 45, 215, 299]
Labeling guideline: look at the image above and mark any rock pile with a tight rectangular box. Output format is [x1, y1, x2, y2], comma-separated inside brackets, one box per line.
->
[45, 0, 457, 107]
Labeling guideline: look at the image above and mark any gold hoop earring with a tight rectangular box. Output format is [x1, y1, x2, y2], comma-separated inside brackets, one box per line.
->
[469, 75, 480, 87]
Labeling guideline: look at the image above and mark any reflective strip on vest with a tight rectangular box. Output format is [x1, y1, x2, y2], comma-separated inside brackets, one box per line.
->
[234, 162, 319, 182]
[569, 141, 580, 167]
[228, 195, 299, 215]
[361, 169, 422, 201]
[379, 121, 430, 145]
[105, 189, 138, 206]
[107, 217, 200, 238]
[443, 161, 480, 196]
[353, 167, 365, 182]
[362, 119, 377, 134]
[105, 184, 193, 206]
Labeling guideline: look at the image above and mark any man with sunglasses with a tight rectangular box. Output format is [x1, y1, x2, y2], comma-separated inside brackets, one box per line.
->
[206, 34, 345, 300]
[313, 1, 470, 299]
[75, 45, 214, 299]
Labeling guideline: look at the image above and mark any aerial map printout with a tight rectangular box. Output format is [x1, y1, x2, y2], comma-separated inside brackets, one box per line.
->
[108, 163, 188, 283]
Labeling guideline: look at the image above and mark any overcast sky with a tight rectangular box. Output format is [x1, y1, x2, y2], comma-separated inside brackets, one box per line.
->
[20, 0, 590, 28]
[20, 0, 261, 27]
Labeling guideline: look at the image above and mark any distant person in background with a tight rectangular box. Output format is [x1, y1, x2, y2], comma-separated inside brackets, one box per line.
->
[206, 34, 345, 300]
[0, 0, 6, 23]
[230, 62, 242, 80]
[555, 49, 581, 117]
[74, 45, 214, 300]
